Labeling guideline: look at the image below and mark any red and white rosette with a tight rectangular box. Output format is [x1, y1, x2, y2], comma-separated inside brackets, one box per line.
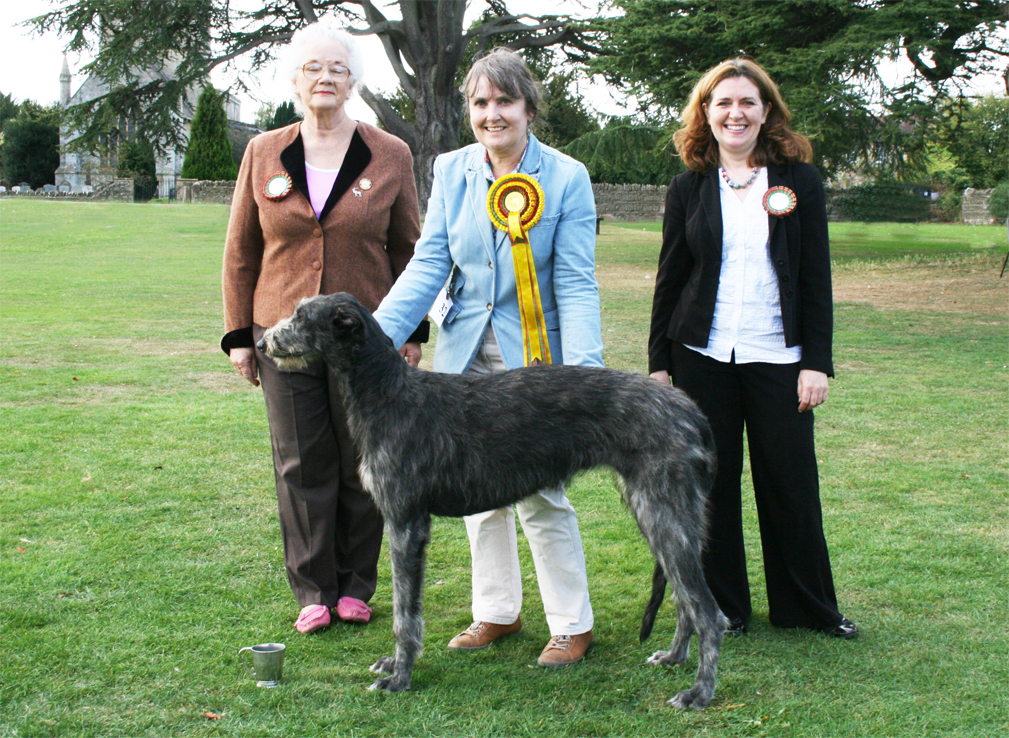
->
[263, 172, 293, 201]
[762, 186, 797, 217]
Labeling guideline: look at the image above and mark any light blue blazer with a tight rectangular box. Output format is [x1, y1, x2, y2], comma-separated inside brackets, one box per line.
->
[374, 134, 603, 373]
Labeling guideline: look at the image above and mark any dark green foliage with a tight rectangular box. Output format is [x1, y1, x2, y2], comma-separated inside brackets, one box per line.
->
[590, 0, 1008, 181]
[0, 91, 19, 131]
[0, 101, 60, 189]
[562, 124, 683, 185]
[535, 72, 600, 150]
[936, 95, 1009, 190]
[269, 101, 300, 130]
[117, 139, 158, 201]
[181, 86, 237, 181]
[834, 182, 933, 223]
[989, 182, 1009, 221]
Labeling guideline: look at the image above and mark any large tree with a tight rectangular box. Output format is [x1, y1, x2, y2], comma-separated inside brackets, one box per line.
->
[0, 102, 60, 189]
[181, 85, 239, 180]
[589, 0, 1008, 180]
[29, 0, 598, 203]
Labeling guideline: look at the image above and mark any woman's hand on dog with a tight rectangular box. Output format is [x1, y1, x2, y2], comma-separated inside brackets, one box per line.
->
[230, 347, 260, 387]
[400, 342, 422, 368]
[650, 370, 671, 385]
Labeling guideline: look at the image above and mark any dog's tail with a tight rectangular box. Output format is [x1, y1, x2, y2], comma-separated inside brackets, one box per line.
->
[639, 561, 667, 642]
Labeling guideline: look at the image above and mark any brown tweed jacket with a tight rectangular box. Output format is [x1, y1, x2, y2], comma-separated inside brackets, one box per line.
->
[221, 121, 423, 352]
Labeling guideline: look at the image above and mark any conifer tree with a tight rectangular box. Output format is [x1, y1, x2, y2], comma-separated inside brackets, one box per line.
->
[269, 101, 299, 130]
[181, 86, 237, 181]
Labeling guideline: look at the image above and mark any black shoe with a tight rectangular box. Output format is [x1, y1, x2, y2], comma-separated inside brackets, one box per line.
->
[825, 617, 859, 640]
[725, 618, 748, 636]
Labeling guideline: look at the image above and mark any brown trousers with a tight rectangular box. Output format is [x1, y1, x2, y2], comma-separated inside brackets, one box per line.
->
[254, 325, 384, 608]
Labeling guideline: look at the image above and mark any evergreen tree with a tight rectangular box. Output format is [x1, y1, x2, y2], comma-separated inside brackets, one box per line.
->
[562, 124, 683, 185]
[181, 86, 237, 181]
[0, 92, 19, 133]
[117, 138, 158, 200]
[0, 102, 60, 189]
[269, 101, 300, 130]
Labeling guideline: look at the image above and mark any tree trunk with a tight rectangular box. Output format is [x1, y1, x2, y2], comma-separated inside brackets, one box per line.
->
[357, 0, 468, 209]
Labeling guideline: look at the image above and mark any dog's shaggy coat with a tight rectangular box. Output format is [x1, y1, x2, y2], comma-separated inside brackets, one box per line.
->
[259, 292, 727, 708]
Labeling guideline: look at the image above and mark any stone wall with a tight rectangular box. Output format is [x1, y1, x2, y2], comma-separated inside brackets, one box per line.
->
[191, 180, 236, 205]
[91, 179, 134, 202]
[962, 187, 996, 225]
[592, 183, 666, 221]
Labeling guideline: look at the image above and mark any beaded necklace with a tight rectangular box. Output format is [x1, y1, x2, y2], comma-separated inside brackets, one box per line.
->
[719, 166, 759, 189]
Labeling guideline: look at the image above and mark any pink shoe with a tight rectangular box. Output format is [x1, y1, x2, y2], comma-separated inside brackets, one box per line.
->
[336, 597, 372, 624]
[295, 604, 331, 633]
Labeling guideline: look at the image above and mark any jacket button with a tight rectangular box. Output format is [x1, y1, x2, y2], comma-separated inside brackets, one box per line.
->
[314, 229, 322, 238]
[785, 290, 794, 298]
[488, 261, 493, 269]
[486, 303, 492, 311]
[313, 261, 322, 270]
[776, 259, 785, 266]
[781, 275, 790, 283]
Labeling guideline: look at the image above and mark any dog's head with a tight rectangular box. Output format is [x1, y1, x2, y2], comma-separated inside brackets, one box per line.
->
[258, 293, 386, 373]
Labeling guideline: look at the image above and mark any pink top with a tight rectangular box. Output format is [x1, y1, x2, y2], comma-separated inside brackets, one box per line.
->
[305, 162, 340, 218]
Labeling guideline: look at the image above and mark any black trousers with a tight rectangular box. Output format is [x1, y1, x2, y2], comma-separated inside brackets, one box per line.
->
[671, 343, 842, 630]
[254, 325, 384, 609]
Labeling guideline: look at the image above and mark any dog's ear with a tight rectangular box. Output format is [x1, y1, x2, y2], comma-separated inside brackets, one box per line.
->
[331, 304, 363, 336]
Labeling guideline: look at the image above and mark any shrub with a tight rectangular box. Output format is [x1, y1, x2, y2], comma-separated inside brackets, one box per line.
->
[988, 181, 1008, 221]
[835, 182, 932, 223]
[181, 86, 238, 181]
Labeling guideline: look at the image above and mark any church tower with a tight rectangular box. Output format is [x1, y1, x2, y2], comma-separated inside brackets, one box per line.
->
[60, 55, 71, 108]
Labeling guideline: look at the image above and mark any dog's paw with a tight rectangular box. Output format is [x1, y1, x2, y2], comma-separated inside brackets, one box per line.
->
[668, 687, 711, 710]
[368, 673, 411, 693]
[647, 649, 686, 667]
[368, 656, 395, 675]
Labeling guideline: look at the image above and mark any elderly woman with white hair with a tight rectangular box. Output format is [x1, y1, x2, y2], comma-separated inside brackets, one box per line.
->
[221, 19, 424, 634]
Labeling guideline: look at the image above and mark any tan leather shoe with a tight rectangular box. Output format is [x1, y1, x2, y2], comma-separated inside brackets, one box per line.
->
[536, 630, 593, 667]
[447, 618, 522, 651]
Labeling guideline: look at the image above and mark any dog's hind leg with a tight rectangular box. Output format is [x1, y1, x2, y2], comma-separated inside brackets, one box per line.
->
[631, 490, 726, 709]
[649, 540, 726, 709]
[368, 515, 430, 693]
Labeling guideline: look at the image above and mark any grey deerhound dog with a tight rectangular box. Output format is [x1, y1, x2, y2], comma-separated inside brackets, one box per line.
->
[259, 292, 727, 709]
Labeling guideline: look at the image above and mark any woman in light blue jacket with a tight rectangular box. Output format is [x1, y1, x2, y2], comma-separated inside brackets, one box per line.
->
[374, 48, 602, 667]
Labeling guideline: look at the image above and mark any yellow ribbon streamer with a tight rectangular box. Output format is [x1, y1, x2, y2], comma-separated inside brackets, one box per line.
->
[488, 174, 550, 366]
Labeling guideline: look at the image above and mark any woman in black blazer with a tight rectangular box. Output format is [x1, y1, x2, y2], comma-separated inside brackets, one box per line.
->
[649, 58, 856, 639]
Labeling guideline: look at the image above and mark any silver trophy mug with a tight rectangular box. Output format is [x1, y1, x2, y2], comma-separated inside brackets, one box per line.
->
[238, 642, 285, 687]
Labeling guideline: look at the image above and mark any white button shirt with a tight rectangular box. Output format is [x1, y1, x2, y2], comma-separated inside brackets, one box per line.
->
[687, 167, 801, 365]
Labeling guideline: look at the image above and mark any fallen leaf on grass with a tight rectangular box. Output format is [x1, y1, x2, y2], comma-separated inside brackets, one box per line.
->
[202, 711, 223, 720]
[16, 547, 26, 554]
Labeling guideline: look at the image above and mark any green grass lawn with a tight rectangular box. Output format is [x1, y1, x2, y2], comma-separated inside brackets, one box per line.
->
[1, 200, 1007, 737]
[616, 220, 1007, 262]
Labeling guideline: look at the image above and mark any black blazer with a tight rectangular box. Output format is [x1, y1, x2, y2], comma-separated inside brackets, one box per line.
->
[648, 162, 834, 377]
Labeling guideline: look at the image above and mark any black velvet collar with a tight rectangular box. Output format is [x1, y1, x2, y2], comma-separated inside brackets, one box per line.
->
[279, 126, 373, 222]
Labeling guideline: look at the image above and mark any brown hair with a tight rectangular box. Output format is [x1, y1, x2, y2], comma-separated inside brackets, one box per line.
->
[462, 47, 542, 117]
[672, 58, 812, 172]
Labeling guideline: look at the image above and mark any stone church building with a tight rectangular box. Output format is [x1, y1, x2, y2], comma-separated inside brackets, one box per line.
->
[56, 56, 259, 198]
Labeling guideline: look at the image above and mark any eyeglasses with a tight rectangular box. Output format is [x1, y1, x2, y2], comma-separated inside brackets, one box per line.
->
[301, 63, 351, 81]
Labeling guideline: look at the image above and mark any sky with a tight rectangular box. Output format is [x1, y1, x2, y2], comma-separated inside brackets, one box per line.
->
[2, 1, 1004, 126]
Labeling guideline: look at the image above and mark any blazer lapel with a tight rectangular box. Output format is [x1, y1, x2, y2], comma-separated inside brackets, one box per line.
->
[320, 128, 371, 221]
[766, 163, 790, 258]
[465, 146, 495, 260]
[279, 126, 372, 222]
[280, 133, 310, 206]
[699, 167, 722, 251]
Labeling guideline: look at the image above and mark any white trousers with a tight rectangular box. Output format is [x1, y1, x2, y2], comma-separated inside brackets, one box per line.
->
[464, 326, 594, 635]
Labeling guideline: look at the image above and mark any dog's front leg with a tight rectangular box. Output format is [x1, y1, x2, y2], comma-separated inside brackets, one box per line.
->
[368, 516, 430, 693]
